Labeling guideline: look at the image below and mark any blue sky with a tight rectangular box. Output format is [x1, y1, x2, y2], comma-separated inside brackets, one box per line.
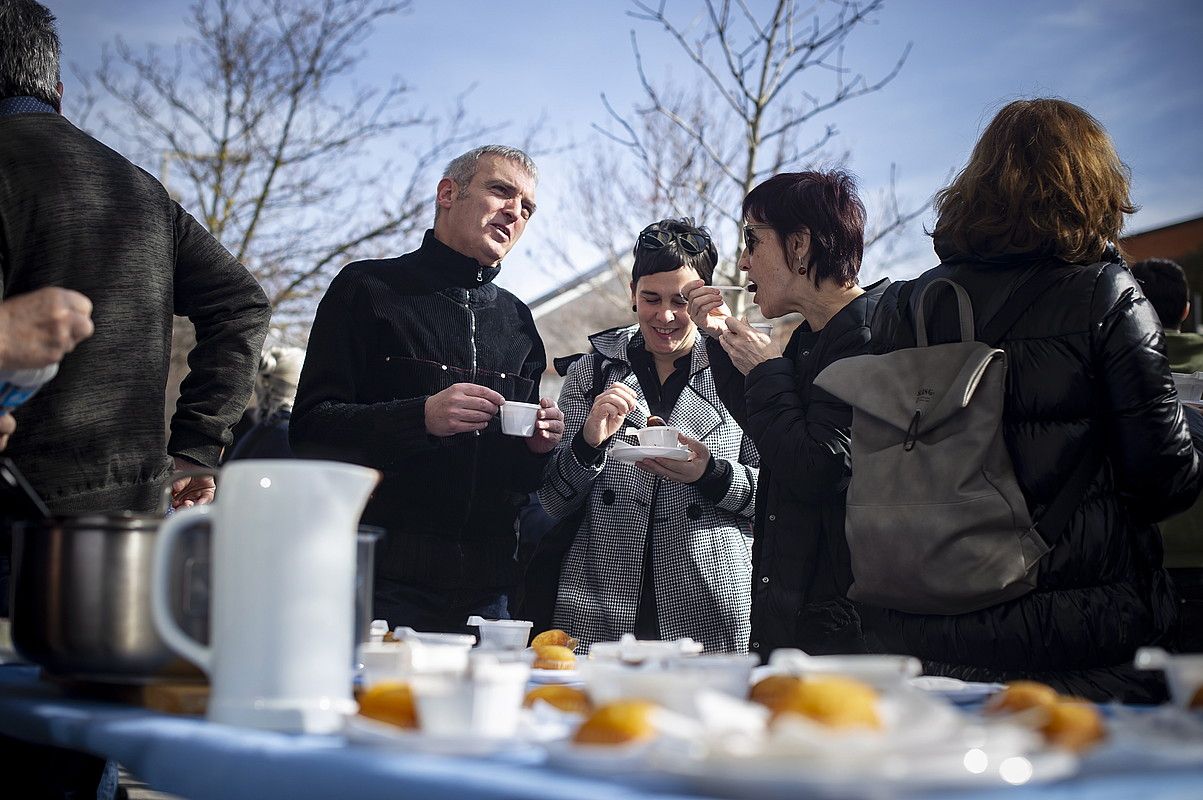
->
[49, 0, 1203, 299]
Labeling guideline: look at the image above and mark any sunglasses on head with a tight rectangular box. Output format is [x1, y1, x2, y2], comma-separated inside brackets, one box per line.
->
[637, 225, 711, 256]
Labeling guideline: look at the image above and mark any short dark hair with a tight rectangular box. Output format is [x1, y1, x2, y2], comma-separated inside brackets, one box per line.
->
[741, 170, 865, 288]
[630, 218, 718, 285]
[0, 0, 61, 111]
[1130, 258, 1189, 329]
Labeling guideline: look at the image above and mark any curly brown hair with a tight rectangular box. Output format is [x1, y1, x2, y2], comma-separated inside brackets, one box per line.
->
[931, 99, 1137, 263]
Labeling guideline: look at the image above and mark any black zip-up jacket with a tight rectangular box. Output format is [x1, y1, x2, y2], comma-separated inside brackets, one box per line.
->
[710, 279, 889, 658]
[862, 246, 1201, 703]
[291, 231, 549, 590]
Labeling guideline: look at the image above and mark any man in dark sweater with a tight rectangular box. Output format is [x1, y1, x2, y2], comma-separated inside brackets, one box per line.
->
[0, 2, 270, 516]
[1, 2, 269, 797]
[292, 145, 564, 631]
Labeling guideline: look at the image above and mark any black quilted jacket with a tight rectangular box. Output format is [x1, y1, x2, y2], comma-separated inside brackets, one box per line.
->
[863, 246, 1202, 703]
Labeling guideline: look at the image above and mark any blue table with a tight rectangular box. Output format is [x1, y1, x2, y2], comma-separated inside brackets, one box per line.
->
[2, 665, 1201, 800]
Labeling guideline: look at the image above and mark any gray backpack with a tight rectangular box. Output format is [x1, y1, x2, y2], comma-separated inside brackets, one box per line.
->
[814, 274, 1097, 615]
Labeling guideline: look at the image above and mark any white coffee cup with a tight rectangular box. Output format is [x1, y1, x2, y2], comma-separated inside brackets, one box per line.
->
[500, 401, 539, 436]
[636, 425, 682, 449]
[750, 322, 772, 337]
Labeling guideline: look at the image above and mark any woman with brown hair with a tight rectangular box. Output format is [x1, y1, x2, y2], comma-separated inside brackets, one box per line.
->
[863, 98, 1201, 702]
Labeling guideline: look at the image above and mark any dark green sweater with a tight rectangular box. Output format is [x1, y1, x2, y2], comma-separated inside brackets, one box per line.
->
[0, 111, 270, 512]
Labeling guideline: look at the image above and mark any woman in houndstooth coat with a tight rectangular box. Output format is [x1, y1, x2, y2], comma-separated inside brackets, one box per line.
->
[538, 219, 759, 653]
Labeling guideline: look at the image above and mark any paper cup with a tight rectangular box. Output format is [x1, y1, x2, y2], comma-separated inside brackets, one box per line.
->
[635, 426, 682, 449]
[750, 322, 772, 337]
[500, 401, 539, 436]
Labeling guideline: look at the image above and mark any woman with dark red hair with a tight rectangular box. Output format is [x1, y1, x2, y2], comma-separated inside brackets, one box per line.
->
[687, 169, 889, 658]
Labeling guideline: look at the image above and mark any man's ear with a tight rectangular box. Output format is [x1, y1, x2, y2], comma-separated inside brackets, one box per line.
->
[1181, 301, 1192, 326]
[54, 81, 64, 114]
[436, 177, 458, 210]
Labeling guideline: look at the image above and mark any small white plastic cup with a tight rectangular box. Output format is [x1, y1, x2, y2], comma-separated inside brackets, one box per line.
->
[750, 322, 772, 337]
[635, 426, 682, 449]
[467, 616, 533, 650]
[499, 401, 539, 436]
[409, 656, 529, 737]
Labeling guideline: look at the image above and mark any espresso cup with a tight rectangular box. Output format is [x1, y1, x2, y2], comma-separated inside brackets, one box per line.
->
[635, 426, 682, 449]
[500, 401, 539, 436]
[750, 322, 772, 337]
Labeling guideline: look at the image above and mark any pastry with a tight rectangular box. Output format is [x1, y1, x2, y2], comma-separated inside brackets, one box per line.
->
[1040, 699, 1105, 751]
[770, 675, 881, 730]
[985, 680, 1059, 714]
[645, 415, 666, 427]
[524, 684, 592, 715]
[357, 681, 418, 729]
[574, 700, 658, 745]
[749, 674, 805, 711]
[531, 628, 579, 652]
[532, 644, 576, 670]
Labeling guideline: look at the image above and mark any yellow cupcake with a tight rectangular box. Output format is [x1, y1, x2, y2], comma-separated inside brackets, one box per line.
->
[1040, 699, 1106, 752]
[574, 700, 658, 745]
[749, 674, 805, 712]
[986, 680, 1060, 714]
[524, 684, 592, 715]
[770, 675, 881, 730]
[532, 644, 576, 670]
[531, 628, 580, 652]
[357, 681, 418, 729]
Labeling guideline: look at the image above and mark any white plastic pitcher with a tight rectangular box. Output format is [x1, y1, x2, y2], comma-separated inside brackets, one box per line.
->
[150, 460, 379, 732]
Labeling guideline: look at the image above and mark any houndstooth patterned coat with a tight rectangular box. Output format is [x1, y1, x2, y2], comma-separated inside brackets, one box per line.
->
[538, 326, 759, 653]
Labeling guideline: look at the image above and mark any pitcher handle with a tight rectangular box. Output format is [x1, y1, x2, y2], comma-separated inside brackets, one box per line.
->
[151, 504, 213, 673]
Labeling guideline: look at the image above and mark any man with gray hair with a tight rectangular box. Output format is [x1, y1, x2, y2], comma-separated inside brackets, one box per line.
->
[292, 144, 564, 631]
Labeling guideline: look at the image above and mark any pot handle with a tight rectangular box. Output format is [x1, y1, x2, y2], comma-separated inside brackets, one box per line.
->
[151, 504, 213, 673]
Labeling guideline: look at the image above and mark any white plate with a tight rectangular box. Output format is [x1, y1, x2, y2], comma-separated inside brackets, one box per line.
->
[909, 675, 1005, 704]
[343, 715, 533, 756]
[1085, 705, 1203, 771]
[662, 747, 1077, 798]
[608, 444, 691, 464]
[530, 667, 583, 684]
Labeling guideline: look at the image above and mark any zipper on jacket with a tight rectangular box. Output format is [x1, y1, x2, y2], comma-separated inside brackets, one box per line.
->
[463, 292, 481, 531]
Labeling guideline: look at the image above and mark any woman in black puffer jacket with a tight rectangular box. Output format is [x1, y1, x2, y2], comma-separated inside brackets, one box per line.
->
[864, 99, 1202, 703]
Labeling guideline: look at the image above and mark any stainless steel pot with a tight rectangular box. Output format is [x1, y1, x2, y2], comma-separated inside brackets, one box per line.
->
[9, 512, 209, 683]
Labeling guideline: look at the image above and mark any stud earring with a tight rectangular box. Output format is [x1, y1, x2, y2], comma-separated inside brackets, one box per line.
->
[798, 266, 808, 276]
[631, 304, 638, 313]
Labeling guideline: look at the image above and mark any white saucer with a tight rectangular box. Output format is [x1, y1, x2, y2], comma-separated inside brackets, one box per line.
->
[530, 667, 583, 684]
[609, 444, 691, 464]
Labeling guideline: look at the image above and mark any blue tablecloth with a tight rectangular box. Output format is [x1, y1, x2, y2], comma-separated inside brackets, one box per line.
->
[2, 665, 1201, 800]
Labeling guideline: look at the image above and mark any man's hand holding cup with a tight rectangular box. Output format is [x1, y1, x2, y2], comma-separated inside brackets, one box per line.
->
[425, 382, 505, 437]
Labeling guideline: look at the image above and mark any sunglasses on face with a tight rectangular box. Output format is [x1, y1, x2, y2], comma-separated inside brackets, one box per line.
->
[637, 226, 711, 256]
[742, 223, 774, 253]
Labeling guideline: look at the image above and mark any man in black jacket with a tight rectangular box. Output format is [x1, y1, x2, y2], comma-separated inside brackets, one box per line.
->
[291, 145, 564, 631]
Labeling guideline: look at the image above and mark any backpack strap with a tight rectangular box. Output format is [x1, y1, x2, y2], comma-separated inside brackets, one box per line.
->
[978, 266, 1065, 345]
[913, 278, 976, 346]
[1033, 445, 1101, 546]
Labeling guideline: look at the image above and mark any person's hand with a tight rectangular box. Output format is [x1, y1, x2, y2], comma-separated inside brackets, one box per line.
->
[171, 456, 216, 509]
[0, 413, 14, 451]
[425, 383, 505, 436]
[525, 397, 565, 455]
[635, 431, 710, 484]
[0, 287, 94, 370]
[583, 382, 640, 448]
[720, 316, 783, 375]
[684, 278, 731, 339]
